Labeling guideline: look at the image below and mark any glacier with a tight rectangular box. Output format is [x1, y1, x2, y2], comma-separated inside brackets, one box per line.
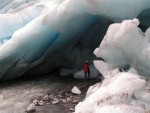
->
[94, 19, 150, 76]
[0, 0, 150, 80]
[74, 19, 150, 113]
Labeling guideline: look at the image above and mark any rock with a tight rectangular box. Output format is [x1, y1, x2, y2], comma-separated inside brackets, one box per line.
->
[42, 93, 50, 102]
[49, 94, 54, 99]
[26, 103, 36, 113]
[66, 97, 72, 102]
[72, 99, 79, 103]
[61, 99, 67, 103]
[71, 86, 81, 95]
[72, 96, 81, 103]
[70, 108, 74, 112]
[52, 98, 59, 104]
[58, 94, 62, 98]
[53, 98, 59, 101]
[32, 99, 38, 106]
[38, 100, 44, 106]
[52, 100, 59, 104]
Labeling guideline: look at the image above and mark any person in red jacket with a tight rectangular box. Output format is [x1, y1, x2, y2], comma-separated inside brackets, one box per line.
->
[83, 60, 90, 79]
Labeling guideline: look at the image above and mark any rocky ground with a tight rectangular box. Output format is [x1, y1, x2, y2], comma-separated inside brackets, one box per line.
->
[27, 76, 100, 113]
[0, 72, 100, 113]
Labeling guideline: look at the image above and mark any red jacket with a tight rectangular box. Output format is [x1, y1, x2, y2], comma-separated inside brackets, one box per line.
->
[84, 63, 89, 72]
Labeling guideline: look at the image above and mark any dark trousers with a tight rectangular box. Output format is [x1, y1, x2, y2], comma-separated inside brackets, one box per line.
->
[84, 71, 90, 79]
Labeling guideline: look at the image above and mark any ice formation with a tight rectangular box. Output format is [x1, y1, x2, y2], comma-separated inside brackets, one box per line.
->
[94, 18, 150, 76]
[0, 0, 150, 80]
[74, 19, 150, 113]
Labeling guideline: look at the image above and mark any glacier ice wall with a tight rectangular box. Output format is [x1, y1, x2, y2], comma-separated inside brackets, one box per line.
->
[0, 0, 150, 80]
[74, 19, 150, 113]
[94, 19, 150, 76]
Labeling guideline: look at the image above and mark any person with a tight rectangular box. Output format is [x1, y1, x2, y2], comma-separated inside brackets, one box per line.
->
[83, 60, 90, 79]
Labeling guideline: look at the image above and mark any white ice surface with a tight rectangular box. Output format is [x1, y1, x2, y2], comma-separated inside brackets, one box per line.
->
[75, 19, 150, 113]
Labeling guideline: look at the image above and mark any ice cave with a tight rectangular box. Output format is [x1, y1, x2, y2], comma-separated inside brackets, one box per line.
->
[0, 0, 150, 113]
[0, 0, 150, 80]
